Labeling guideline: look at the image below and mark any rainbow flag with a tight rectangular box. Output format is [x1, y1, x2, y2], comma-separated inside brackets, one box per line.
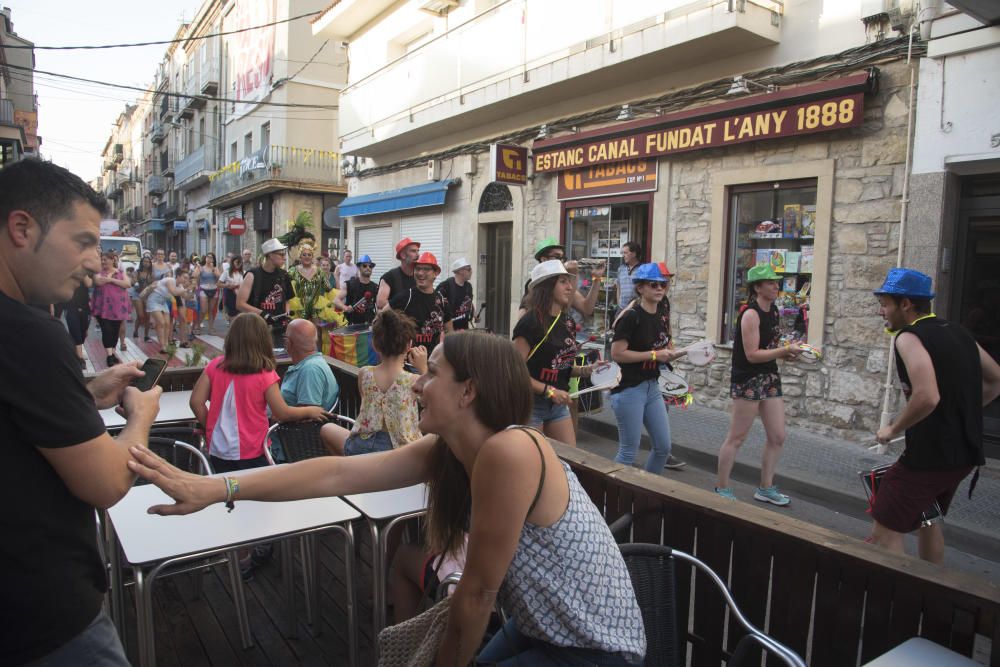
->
[330, 326, 379, 367]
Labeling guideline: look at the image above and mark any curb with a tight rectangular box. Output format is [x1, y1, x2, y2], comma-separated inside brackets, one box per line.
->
[579, 415, 996, 561]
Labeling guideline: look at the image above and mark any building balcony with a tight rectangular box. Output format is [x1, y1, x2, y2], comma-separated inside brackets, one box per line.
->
[178, 76, 199, 118]
[175, 142, 216, 191]
[333, 0, 783, 155]
[200, 61, 219, 95]
[147, 174, 165, 196]
[208, 144, 345, 208]
[112, 144, 124, 165]
[151, 120, 166, 144]
[162, 157, 176, 178]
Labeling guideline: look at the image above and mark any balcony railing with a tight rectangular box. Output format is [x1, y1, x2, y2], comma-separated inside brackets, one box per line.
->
[151, 120, 166, 144]
[112, 144, 124, 164]
[208, 145, 343, 203]
[200, 61, 219, 95]
[147, 174, 165, 196]
[338, 0, 782, 147]
[175, 141, 216, 190]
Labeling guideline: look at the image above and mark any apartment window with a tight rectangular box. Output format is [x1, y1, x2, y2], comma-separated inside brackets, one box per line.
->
[186, 126, 194, 155]
[723, 179, 817, 344]
[260, 122, 270, 150]
[230, 141, 237, 163]
[244, 132, 253, 157]
[199, 117, 206, 147]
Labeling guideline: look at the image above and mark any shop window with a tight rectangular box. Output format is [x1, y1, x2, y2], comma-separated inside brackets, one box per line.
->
[723, 179, 816, 344]
[564, 202, 648, 332]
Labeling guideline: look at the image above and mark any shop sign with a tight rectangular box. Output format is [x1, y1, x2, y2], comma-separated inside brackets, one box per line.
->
[227, 217, 247, 236]
[489, 143, 528, 186]
[557, 159, 657, 201]
[533, 79, 867, 174]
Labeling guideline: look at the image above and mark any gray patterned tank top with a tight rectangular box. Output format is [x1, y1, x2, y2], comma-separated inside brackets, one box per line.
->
[499, 461, 646, 662]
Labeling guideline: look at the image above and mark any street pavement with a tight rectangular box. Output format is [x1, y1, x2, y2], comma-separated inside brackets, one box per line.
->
[578, 399, 1000, 572]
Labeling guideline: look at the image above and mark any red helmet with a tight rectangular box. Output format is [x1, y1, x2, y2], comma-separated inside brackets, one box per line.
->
[415, 251, 441, 273]
[395, 237, 420, 259]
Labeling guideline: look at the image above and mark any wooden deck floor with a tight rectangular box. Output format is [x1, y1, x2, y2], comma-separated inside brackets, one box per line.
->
[117, 524, 386, 666]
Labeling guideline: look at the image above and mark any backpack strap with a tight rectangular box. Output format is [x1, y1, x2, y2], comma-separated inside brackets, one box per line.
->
[527, 313, 561, 362]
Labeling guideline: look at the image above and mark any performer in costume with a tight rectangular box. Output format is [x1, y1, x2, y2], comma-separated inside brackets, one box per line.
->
[388, 251, 453, 355]
[610, 263, 686, 471]
[715, 264, 801, 505]
[287, 240, 329, 322]
[334, 254, 378, 326]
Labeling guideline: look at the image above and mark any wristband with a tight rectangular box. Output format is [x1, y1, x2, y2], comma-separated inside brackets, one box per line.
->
[545, 385, 556, 399]
[651, 350, 658, 362]
[224, 476, 240, 512]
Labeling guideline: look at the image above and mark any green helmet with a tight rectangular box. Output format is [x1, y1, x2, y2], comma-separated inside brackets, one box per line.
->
[534, 236, 564, 261]
[746, 263, 780, 283]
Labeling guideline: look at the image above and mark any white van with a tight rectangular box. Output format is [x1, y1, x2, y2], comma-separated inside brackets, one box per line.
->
[99, 236, 144, 274]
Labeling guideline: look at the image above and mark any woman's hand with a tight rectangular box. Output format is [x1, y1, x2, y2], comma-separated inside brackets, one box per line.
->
[549, 388, 572, 406]
[653, 348, 676, 363]
[127, 445, 225, 515]
[778, 344, 802, 360]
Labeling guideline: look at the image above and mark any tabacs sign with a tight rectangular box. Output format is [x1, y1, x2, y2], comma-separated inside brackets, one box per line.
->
[532, 73, 871, 174]
[489, 143, 528, 186]
[558, 159, 658, 201]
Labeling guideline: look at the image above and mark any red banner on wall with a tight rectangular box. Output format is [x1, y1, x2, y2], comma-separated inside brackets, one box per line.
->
[557, 159, 657, 200]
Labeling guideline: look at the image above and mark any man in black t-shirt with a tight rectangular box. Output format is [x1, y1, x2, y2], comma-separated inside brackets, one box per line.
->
[377, 236, 420, 309]
[389, 251, 453, 354]
[437, 257, 474, 330]
[237, 237, 293, 345]
[871, 268, 1000, 564]
[0, 159, 162, 665]
[334, 254, 377, 326]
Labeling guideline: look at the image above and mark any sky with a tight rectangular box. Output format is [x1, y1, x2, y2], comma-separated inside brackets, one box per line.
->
[6, 0, 204, 181]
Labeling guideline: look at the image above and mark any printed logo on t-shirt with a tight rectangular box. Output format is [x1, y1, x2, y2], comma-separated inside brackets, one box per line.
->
[549, 317, 581, 370]
[261, 283, 285, 313]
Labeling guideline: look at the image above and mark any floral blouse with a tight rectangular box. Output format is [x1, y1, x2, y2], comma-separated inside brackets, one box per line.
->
[91, 269, 131, 320]
[289, 265, 327, 321]
[352, 367, 422, 447]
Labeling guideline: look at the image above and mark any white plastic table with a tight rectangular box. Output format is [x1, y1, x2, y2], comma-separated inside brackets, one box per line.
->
[861, 637, 979, 666]
[100, 389, 196, 429]
[342, 484, 429, 634]
[108, 483, 361, 667]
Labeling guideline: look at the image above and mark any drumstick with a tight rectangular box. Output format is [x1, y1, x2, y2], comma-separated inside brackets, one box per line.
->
[867, 436, 905, 455]
[676, 340, 713, 354]
[351, 291, 373, 309]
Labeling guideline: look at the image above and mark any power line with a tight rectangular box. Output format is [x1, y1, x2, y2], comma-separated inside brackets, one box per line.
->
[0, 11, 322, 50]
[3, 62, 338, 109]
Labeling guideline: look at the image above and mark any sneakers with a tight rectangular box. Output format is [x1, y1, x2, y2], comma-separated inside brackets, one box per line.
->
[714, 487, 737, 501]
[663, 455, 687, 470]
[753, 485, 791, 506]
[106, 355, 118, 367]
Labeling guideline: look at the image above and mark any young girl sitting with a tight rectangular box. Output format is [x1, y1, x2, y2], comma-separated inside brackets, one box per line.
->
[321, 308, 426, 455]
[190, 312, 329, 473]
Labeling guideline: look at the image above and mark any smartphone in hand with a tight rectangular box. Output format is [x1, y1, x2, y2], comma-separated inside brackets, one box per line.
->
[130, 358, 168, 393]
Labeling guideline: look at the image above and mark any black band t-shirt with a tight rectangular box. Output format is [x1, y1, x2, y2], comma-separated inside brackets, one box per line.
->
[344, 277, 377, 326]
[437, 277, 474, 330]
[247, 266, 292, 317]
[0, 290, 109, 664]
[731, 301, 780, 384]
[389, 288, 452, 354]
[512, 310, 581, 391]
[380, 266, 416, 304]
[612, 302, 672, 393]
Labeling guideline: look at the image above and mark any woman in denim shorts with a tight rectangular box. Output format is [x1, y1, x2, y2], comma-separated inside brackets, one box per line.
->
[715, 264, 801, 505]
[513, 260, 602, 447]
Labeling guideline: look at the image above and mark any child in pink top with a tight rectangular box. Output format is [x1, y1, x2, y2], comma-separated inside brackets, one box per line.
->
[190, 313, 328, 472]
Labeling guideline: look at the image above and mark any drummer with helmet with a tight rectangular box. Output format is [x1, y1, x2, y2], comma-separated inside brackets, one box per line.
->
[377, 237, 420, 309]
[388, 251, 453, 355]
[610, 262, 687, 471]
[715, 263, 801, 505]
[335, 254, 377, 326]
[871, 268, 1000, 563]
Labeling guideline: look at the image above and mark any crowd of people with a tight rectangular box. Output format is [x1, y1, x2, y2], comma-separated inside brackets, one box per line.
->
[4, 158, 999, 666]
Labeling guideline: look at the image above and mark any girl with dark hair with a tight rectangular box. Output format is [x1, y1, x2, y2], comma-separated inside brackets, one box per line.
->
[130, 256, 154, 342]
[194, 253, 221, 335]
[91, 251, 132, 367]
[320, 308, 427, 455]
[219, 255, 244, 321]
[512, 259, 602, 446]
[126, 331, 646, 666]
[715, 264, 801, 505]
[610, 263, 686, 471]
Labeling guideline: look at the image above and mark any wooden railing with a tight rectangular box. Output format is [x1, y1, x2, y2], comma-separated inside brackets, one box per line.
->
[150, 360, 1000, 666]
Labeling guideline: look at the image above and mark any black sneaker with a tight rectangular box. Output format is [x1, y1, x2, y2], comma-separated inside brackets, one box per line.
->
[106, 355, 119, 367]
[664, 455, 687, 470]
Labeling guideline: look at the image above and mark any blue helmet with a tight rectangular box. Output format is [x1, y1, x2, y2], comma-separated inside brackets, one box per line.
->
[356, 254, 375, 267]
[874, 268, 934, 299]
[632, 263, 670, 283]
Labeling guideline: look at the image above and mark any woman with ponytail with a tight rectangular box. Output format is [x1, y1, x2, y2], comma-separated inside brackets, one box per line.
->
[126, 331, 645, 665]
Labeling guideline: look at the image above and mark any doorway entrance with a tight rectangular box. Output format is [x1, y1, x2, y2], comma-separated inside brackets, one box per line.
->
[951, 174, 1000, 458]
[483, 222, 513, 336]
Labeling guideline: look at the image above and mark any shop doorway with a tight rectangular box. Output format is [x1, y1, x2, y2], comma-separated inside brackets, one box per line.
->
[483, 222, 512, 335]
[950, 174, 1000, 458]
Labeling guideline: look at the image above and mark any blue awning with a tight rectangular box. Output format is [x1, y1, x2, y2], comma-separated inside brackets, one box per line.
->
[338, 179, 459, 217]
[145, 219, 165, 232]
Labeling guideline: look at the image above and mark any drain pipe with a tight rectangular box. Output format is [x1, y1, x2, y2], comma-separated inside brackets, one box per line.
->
[878, 20, 920, 433]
